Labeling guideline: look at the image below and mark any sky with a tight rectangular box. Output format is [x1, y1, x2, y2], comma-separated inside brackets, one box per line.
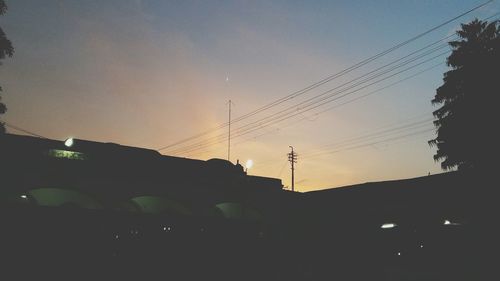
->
[1, 0, 498, 191]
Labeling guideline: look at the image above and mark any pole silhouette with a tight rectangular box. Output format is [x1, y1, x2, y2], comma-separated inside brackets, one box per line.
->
[288, 146, 297, 191]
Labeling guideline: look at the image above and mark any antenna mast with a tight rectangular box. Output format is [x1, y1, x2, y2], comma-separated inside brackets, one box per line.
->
[227, 100, 234, 162]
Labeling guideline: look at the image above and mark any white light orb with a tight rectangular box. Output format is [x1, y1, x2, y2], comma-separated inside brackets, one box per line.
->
[381, 223, 397, 229]
[64, 138, 74, 147]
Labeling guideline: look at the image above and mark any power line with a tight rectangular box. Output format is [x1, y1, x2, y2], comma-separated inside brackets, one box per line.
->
[170, 50, 449, 155]
[169, 12, 500, 157]
[157, 1, 492, 152]
[187, 62, 441, 159]
[301, 127, 435, 160]
[4, 122, 47, 139]
[223, 48, 448, 136]
[167, 48, 442, 156]
[227, 120, 434, 177]
[165, 41, 446, 154]
[170, 41, 451, 156]
[277, 158, 289, 178]
[485, 11, 500, 21]
[169, 48, 448, 155]
[300, 124, 434, 159]
[310, 64, 444, 117]
[300, 119, 434, 158]
[232, 113, 436, 172]
[182, 61, 444, 158]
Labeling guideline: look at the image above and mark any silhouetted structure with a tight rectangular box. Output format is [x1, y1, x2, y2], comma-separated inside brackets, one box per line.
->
[1, 133, 495, 280]
[1, 133, 293, 279]
[0, 133, 284, 216]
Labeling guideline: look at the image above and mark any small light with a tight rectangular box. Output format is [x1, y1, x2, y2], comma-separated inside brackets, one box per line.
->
[443, 219, 461, 226]
[20, 195, 28, 199]
[114, 234, 119, 239]
[245, 159, 253, 170]
[381, 223, 397, 229]
[64, 138, 74, 147]
[420, 244, 424, 248]
[397, 252, 401, 256]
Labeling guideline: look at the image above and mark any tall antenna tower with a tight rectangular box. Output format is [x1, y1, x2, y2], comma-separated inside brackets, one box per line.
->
[227, 100, 235, 162]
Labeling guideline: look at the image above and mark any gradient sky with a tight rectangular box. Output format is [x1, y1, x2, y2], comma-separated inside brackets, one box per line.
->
[1, 0, 498, 191]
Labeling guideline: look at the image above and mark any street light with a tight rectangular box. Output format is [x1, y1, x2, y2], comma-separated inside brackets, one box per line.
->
[381, 223, 397, 229]
[245, 159, 253, 173]
[64, 138, 74, 147]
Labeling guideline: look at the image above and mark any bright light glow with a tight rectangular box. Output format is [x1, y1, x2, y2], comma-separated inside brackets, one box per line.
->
[420, 244, 424, 248]
[381, 223, 397, 229]
[64, 138, 74, 147]
[245, 159, 253, 169]
[20, 195, 28, 199]
[397, 252, 401, 256]
[443, 219, 461, 226]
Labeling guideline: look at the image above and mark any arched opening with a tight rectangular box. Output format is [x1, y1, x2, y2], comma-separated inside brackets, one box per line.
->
[130, 196, 191, 216]
[198, 205, 225, 218]
[214, 202, 263, 221]
[27, 187, 103, 210]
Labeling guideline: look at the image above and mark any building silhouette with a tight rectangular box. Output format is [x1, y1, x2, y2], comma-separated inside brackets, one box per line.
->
[1, 133, 285, 219]
[0, 133, 494, 280]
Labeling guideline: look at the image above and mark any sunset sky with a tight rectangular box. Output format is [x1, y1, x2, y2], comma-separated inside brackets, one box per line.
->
[1, 0, 498, 191]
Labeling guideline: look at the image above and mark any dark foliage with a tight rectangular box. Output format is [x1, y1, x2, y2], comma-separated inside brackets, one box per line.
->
[429, 19, 499, 171]
[0, 0, 14, 134]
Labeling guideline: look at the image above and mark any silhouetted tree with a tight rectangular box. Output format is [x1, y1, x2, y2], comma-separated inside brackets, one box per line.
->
[429, 19, 499, 171]
[0, 0, 14, 135]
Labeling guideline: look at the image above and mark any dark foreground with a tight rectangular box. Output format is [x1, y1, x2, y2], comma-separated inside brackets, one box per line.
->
[1, 183, 496, 281]
[1, 134, 496, 280]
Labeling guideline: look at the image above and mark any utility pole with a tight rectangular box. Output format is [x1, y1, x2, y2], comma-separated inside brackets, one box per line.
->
[288, 146, 297, 192]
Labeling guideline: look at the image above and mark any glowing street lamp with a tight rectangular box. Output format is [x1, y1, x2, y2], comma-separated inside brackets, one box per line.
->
[64, 138, 74, 147]
[381, 223, 397, 229]
[443, 219, 461, 226]
[245, 159, 253, 173]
